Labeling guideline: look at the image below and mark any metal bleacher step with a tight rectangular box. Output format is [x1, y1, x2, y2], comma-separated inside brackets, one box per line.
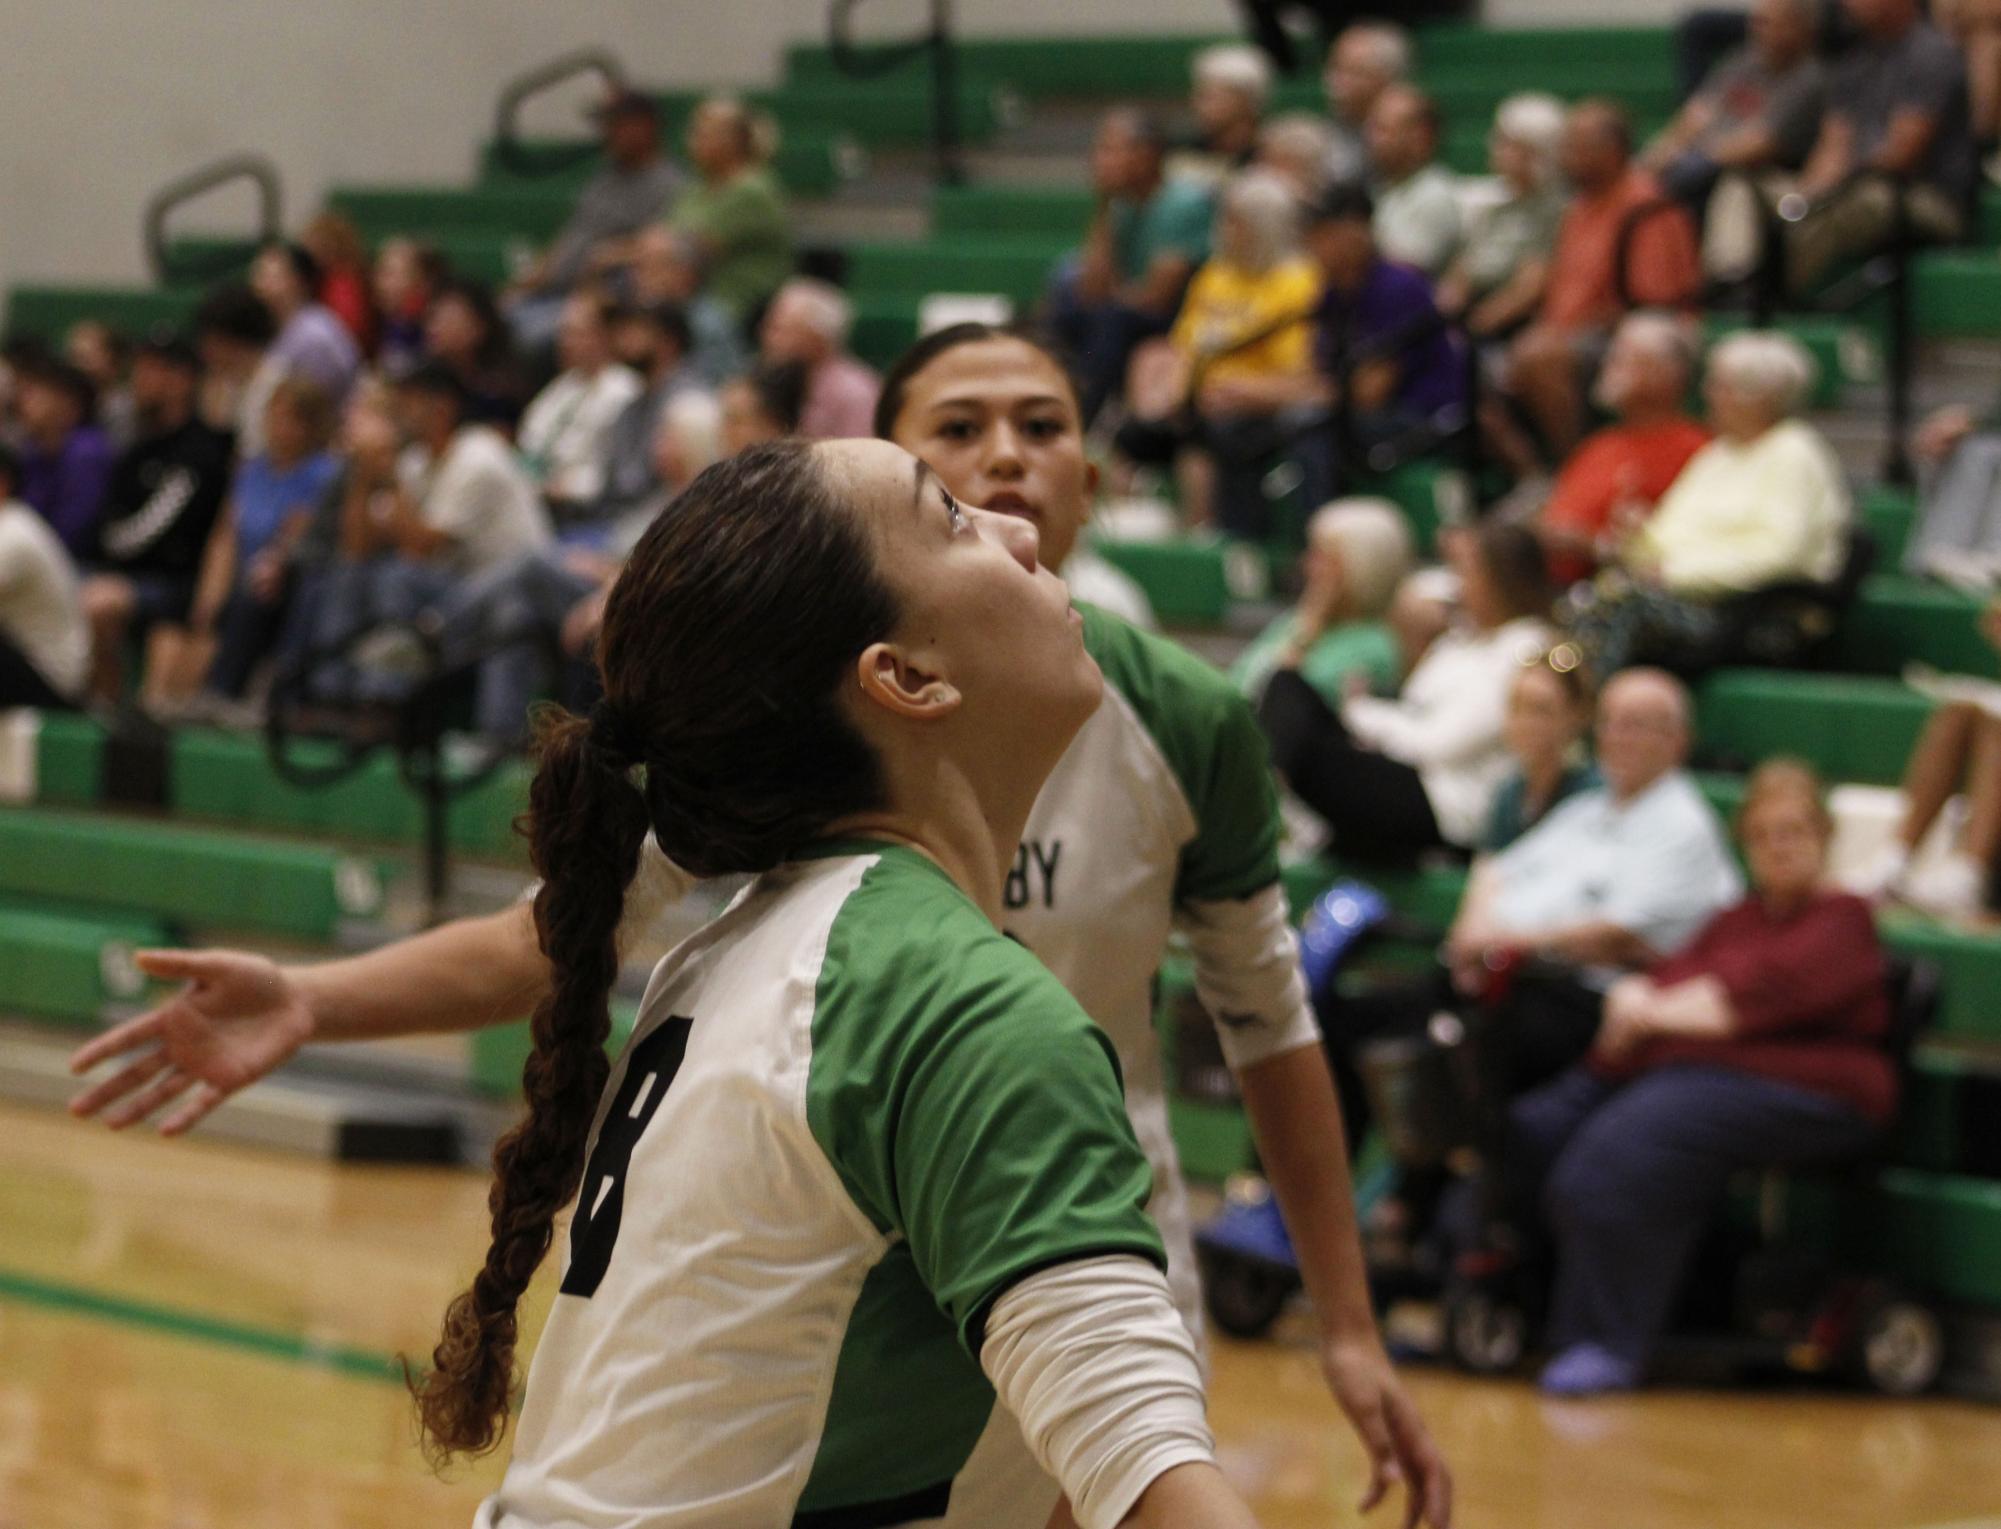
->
[1, 1020, 515, 1165]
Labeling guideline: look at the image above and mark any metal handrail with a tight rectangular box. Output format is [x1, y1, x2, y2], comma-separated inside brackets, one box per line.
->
[1742, 167, 1919, 485]
[492, 48, 626, 180]
[143, 154, 283, 286]
[829, 0, 963, 185]
[264, 619, 528, 923]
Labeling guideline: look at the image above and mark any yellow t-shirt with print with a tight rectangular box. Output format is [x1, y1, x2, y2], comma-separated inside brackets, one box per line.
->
[1170, 257, 1321, 388]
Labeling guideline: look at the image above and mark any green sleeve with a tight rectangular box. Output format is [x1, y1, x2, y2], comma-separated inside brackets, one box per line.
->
[807, 855, 1164, 1353]
[1080, 603, 1284, 904]
[1157, 183, 1214, 266]
[708, 176, 787, 250]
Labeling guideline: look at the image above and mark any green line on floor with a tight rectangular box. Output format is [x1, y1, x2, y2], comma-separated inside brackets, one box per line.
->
[0, 1266, 406, 1385]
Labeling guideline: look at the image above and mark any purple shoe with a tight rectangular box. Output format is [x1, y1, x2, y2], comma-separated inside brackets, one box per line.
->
[1539, 1344, 1641, 1396]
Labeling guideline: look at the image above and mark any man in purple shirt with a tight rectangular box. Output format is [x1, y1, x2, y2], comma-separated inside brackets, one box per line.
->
[1293, 181, 1465, 507]
[13, 360, 114, 558]
[1309, 183, 1465, 423]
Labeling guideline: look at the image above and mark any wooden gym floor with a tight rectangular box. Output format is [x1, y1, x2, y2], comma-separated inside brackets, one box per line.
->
[3, 1101, 1998, 1529]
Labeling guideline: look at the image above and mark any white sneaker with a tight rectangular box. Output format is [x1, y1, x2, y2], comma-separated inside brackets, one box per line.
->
[1915, 548, 2001, 595]
[1847, 842, 1912, 901]
[1898, 851, 1989, 919]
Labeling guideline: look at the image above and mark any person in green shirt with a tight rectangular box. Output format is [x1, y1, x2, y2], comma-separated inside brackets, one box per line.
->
[668, 96, 794, 325]
[1050, 108, 1215, 423]
[1234, 497, 1412, 708]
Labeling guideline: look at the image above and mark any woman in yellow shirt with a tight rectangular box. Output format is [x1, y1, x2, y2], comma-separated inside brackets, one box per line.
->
[1117, 168, 1321, 537]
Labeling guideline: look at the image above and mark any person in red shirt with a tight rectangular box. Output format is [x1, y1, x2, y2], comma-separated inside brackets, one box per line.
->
[1536, 312, 1710, 585]
[1495, 100, 1701, 472]
[1505, 758, 1893, 1395]
[302, 212, 378, 356]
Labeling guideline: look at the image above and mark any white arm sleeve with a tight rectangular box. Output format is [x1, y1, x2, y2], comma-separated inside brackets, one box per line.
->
[1177, 882, 1322, 1073]
[981, 1256, 1215, 1529]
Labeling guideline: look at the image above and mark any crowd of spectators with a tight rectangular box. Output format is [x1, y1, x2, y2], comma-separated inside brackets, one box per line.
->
[0, 0, 1985, 1404]
[0, 88, 842, 737]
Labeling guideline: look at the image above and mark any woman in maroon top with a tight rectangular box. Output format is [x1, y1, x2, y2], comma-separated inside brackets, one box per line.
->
[1508, 758, 1893, 1395]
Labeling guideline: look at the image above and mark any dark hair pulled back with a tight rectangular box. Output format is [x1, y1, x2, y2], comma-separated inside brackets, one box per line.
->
[411, 439, 901, 1460]
[870, 322, 1084, 441]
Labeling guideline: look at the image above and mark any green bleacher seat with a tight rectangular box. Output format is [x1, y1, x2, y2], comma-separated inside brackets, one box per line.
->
[1697, 670, 1931, 784]
[1837, 576, 1996, 678]
[1858, 484, 1916, 569]
[165, 232, 515, 287]
[1879, 913, 2001, 1044]
[650, 83, 999, 149]
[849, 293, 925, 371]
[1915, 250, 2001, 339]
[786, 24, 1675, 103]
[0, 903, 167, 1027]
[1091, 537, 1239, 626]
[477, 132, 848, 198]
[30, 711, 105, 807]
[0, 806, 389, 941]
[931, 185, 1092, 241]
[1840, 1169, 2001, 1308]
[329, 185, 575, 242]
[4, 286, 201, 342]
[16, 713, 527, 862]
[842, 237, 1065, 308]
[469, 1000, 638, 1096]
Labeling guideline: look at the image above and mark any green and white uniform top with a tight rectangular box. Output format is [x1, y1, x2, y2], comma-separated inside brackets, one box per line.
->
[620, 603, 1320, 1345]
[481, 842, 1202, 1529]
[1000, 604, 1320, 1336]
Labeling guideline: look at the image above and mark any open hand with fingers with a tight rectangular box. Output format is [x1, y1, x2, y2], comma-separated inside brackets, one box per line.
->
[67, 949, 316, 1135]
[1323, 1333, 1454, 1529]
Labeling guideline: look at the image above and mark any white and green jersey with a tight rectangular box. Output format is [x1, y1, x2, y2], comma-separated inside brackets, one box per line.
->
[1007, 604, 1319, 1335]
[617, 604, 1318, 1344]
[481, 842, 1165, 1529]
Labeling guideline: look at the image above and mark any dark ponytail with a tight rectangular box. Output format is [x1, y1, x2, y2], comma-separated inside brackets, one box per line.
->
[412, 707, 650, 1460]
[412, 439, 901, 1460]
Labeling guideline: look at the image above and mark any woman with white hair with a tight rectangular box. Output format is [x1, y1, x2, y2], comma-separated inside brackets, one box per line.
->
[1116, 168, 1322, 533]
[1234, 497, 1413, 705]
[1569, 329, 1850, 678]
[1257, 111, 1343, 201]
[1434, 92, 1568, 339]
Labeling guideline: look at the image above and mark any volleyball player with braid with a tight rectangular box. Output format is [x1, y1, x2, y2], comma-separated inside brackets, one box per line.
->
[422, 437, 1255, 1525]
[72, 328, 1450, 1528]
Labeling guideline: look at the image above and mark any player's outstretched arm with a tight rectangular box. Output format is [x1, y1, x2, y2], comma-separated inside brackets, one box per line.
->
[68, 904, 548, 1134]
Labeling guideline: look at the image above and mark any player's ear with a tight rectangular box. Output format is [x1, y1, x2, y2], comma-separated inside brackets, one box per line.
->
[854, 641, 962, 722]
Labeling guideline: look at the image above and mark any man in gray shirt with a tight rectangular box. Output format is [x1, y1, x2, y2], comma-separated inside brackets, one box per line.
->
[507, 91, 682, 353]
[1641, 0, 1827, 204]
[1706, 0, 1971, 295]
[1367, 84, 1461, 275]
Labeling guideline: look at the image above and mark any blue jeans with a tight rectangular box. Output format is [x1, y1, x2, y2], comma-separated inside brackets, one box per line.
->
[1045, 257, 1174, 425]
[1511, 1064, 1877, 1367]
[429, 549, 600, 741]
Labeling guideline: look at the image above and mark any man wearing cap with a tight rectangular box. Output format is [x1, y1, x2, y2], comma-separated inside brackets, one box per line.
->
[507, 89, 682, 353]
[77, 333, 232, 704]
